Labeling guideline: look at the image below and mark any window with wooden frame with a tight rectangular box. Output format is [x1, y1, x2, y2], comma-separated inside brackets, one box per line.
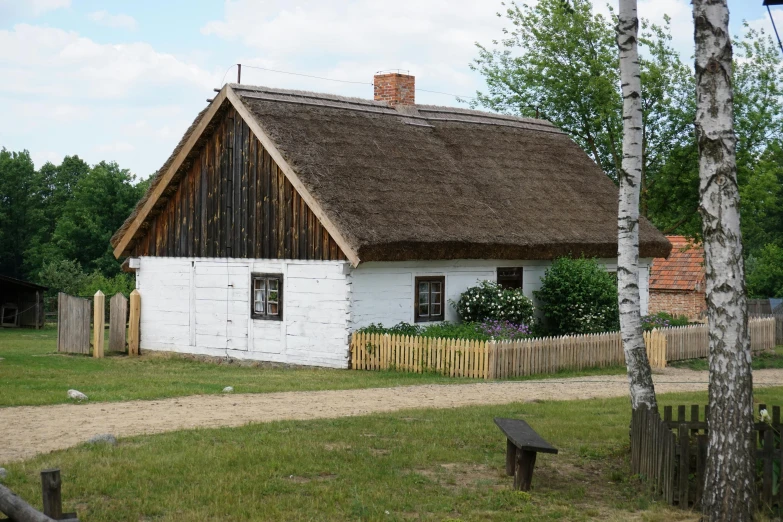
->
[251, 273, 283, 320]
[414, 276, 445, 322]
[497, 267, 523, 290]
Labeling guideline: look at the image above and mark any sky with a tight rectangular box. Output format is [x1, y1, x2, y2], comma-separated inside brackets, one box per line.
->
[1, 0, 781, 179]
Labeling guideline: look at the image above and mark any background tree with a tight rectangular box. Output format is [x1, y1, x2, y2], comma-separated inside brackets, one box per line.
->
[616, 0, 656, 410]
[693, 0, 755, 519]
[0, 149, 39, 278]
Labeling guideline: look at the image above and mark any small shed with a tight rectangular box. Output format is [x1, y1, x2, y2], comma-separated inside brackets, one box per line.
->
[0, 274, 47, 328]
[648, 236, 706, 320]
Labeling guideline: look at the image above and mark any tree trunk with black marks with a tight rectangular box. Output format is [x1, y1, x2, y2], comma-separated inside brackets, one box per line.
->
[616, 0, 657, 411]
[693, 1, 755, 520]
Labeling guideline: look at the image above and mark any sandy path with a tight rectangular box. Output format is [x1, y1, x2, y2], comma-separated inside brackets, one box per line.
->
[2, 368, 783, 464]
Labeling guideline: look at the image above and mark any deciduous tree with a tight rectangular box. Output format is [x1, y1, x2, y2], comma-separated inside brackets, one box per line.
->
[693, 0, 755, 518]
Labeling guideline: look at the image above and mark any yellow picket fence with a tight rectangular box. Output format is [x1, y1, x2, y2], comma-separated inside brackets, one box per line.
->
[662, 317, 776, 362]
[349, 317, 776, 379]
[350, 329, 666, 380]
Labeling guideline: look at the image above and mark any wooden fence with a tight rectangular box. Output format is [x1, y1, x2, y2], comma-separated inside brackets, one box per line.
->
[350, 318, 776, 379]
[752, 314, 783, 346]
[663, 317, 776, 362]
[350, 330, 666, 379]
[56, 293, 90, 354]
[632, 403, 783, 510]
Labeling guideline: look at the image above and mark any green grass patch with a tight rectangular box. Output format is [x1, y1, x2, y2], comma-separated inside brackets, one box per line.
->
[0, 327, 626, 407]
[9, 387, 774, 521]
[670, 345, 783, 372]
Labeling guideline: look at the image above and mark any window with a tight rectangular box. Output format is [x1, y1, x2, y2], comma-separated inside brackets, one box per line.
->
[415, 276, 445, 322]
[497, 267, 523, 290]
[251, 273, 283, 320]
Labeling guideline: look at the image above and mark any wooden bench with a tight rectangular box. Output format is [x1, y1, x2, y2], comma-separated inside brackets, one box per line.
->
[494, 417, 558, 491]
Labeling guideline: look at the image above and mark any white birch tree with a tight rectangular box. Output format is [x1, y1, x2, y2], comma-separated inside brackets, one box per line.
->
[692, 1, 755, 519]
[616, 0, 657, 410]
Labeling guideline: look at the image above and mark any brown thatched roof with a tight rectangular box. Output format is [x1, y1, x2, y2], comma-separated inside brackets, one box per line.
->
[112, 84, 671, 262]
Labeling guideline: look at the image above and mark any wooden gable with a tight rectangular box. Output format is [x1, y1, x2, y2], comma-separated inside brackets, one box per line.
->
[130, 105, 346, 261]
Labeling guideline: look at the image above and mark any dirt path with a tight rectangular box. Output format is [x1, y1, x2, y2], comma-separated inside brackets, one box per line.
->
[3, 368, 783, 464]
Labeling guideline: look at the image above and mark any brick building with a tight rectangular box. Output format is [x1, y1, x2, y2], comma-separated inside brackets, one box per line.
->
[648, 236, 707, 319]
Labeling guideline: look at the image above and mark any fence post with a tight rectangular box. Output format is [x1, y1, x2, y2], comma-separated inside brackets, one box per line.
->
[92, 290, 105, 358]
[128, 290, 141, 356]
[41, 469, 62, 519]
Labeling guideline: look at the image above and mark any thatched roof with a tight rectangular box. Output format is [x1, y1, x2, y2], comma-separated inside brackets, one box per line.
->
[112, 84, 671, 262]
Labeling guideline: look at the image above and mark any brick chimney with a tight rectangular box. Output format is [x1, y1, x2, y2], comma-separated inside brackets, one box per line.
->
[374, 72, 415, 106]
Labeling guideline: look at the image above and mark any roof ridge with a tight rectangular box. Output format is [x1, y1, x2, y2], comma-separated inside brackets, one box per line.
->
[229, 83, 556, 128]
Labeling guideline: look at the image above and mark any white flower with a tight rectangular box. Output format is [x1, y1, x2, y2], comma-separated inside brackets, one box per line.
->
[760, 409, 771, 423]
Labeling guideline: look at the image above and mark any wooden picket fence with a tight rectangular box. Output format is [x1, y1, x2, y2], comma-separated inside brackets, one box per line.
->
[632, 403, 783, 510]
[350, 317, 777, 380]
[663, 317, 776, 363]
[350, 330, 666, 380]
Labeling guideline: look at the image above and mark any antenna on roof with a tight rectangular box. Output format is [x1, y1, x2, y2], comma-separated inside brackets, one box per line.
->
[375, 69, 411, 75]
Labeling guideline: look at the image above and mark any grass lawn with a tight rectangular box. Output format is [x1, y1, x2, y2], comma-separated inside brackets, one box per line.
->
[0, 327, 626, 407]
[5, 388, 783, 521]
[670, 345, 783, 371]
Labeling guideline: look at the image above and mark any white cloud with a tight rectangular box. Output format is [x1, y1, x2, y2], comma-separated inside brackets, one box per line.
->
[87, 10, 137, 31]
[0, 24, 219, 175]
[201, 0, 506, 101]
[0, 0, 70, 18]
[0, 24, 217, 99]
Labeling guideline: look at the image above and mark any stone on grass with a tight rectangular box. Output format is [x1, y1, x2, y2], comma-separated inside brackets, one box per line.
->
[67, 389, 88, 401]
[86, 434, 117, 446]
[0, 468, 7, 480]
[222, 386, 234, 393]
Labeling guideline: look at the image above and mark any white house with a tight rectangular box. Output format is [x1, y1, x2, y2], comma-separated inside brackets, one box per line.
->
[112, 73, 671, 368]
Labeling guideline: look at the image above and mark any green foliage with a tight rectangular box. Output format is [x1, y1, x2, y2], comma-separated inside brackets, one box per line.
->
[454, 280, 535, 325]
[356, 320, 532, 341]
[746, 244, 783, 298]
[37, 258, 136, 298]
[534, 257, 619, 335]
[472, 1, 783, 285]
[0, 150, 147, 285]
[640, 312, 690, 331]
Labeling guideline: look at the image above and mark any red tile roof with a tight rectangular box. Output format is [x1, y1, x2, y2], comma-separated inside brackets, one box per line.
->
[649, 236, 705, 292]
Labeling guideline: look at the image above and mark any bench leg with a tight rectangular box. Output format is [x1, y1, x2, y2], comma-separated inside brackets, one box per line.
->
[514, 450, 537, 491]
[505, 439, 516, 476]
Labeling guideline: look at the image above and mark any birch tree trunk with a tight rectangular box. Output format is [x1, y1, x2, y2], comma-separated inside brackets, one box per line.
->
[693, 1, 755, 520]
[616, 0, 657, 411]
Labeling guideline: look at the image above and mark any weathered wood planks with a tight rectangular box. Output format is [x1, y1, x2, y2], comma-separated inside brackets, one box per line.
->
[131, 106, 346, 262]
[109, 293, 128, 353]
[56, 293, 91, 354]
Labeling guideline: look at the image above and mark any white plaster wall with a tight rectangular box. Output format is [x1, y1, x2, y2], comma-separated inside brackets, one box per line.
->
[348, 258, 652, 330]
[136, 257, 351, 368]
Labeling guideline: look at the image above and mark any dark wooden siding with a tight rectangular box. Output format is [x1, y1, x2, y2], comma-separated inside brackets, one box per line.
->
[131, 106, 346, 261]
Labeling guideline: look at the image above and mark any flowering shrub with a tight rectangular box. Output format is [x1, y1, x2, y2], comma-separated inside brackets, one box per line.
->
[479, 319, 530, 340]
[534, 257, 620, 335]
[641, 312, 690, 331]
[454, 281, 535, 325]
[355, 320, 531, 341]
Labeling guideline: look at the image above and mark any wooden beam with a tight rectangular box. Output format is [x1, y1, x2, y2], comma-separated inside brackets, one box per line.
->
[225, 86, 361, 267]
[113, 89, 229, 258]
[0, 482, 55, 522]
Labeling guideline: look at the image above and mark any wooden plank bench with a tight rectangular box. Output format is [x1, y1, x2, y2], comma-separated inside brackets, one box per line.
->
[494, 417, 558, 491]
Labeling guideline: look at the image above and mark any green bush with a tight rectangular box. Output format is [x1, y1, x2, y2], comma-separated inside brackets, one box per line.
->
[453, 280, 535, 325]
[746, 243, 783, 298]
[534, 257, 619, 335]
[355, 320, 531, 341]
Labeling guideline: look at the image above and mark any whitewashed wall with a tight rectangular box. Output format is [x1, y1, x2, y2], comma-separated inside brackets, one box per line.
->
[348, 258, 652, 329]
[136, 257, 351, 368]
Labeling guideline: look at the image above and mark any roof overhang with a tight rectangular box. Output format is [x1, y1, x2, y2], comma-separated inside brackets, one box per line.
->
[111, 85, 361, 267]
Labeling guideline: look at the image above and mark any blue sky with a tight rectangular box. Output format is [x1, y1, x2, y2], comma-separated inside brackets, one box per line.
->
[1, 0, 780, 179]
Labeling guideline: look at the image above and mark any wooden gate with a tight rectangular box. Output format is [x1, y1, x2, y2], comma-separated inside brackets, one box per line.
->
[109, 293, 128, 352]
[57, 293, 90, 354]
